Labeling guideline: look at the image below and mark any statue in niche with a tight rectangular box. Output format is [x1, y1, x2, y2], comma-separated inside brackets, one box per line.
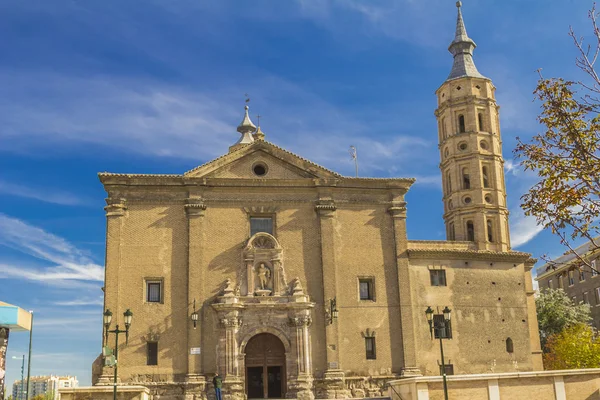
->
[256, 263, 271, 290]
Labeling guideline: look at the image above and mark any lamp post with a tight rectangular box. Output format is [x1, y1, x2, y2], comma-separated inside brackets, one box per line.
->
[11, 355, 25, 400]
[426, 306, 452, 400]
[103, 308, 133, 400]
[25, 311, 33, 400]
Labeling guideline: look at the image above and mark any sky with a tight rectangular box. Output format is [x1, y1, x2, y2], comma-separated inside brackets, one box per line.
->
[0, 0, 594, 392]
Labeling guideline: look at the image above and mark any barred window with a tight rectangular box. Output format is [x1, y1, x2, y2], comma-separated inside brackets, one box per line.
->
[433, 314, 452, 339]
[359, 279, 375, 301]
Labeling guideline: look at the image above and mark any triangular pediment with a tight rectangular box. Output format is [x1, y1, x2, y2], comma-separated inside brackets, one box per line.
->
[184, 141, 340, 180]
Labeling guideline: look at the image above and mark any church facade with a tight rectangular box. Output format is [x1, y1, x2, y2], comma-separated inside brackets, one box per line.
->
[95, 3, 542, 399]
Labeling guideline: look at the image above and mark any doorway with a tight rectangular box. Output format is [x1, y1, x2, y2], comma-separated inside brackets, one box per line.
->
[245, 333, 286, 399]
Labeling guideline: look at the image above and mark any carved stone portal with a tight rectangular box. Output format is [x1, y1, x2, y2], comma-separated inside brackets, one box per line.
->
[212, 232, 314, 400]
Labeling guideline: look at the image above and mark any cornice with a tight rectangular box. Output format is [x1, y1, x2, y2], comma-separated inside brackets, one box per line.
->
[407, 247, 535, 263]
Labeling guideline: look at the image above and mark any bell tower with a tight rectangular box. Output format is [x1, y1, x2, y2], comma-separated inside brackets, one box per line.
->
[435, 1, 510, 251]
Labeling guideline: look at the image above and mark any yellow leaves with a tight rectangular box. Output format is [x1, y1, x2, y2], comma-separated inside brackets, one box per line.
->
[543, 324, 600, 370]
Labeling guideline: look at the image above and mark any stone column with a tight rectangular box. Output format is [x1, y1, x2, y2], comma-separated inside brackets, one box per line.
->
[389, 194, 421, 376]
[289, 315, 314, 400]
[219, 314, 244, 400]
[185, 197, 207, 386]
[98, 197, 127, 385]
[315, 194, 347, 398]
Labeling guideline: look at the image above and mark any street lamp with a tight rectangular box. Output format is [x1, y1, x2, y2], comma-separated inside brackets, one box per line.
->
[191, 299, 199, 329]
[326, 297, 338, 325]
[104, 308, 133, 400]
[426, 306, 452, 400]
[11, 355, 25, 400]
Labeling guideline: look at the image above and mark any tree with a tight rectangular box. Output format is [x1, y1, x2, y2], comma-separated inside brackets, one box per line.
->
[514, 4, 600, 274]
[543, 323, 600, 369]
[535, 288, 591, 349]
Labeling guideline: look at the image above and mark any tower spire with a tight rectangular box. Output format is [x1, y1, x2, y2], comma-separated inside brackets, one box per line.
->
[446, 1, 486, 81]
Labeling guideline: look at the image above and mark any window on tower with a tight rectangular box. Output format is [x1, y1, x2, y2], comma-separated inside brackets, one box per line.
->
[482, 166, 490, 188]
[487, 219, 494, 242]
[458, 115, 466, 133]
[449, 223, 455, 240]
[478, 113, 484, 131]
[446, 171, 452, 192]
[462, 168, 470, 189]
[467, 221, 475, 241]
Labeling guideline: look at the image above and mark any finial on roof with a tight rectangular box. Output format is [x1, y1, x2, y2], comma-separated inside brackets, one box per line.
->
[446, 1, 487, 81]
[230, 103, 256, 152]
[254, 114, 265, 140]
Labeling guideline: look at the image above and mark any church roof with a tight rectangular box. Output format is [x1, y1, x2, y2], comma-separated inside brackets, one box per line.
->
[446, 1, 487, 81]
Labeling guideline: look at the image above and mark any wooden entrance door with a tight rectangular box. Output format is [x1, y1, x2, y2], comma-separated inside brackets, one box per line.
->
[245, 333, 286, 399]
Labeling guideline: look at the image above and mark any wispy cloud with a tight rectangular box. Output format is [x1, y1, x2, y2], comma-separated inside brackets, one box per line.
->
[0, 213, 104, 285]
[0, 180, 87, 206]
[54, 297, 103, 306]
[510, 208, 544, 248]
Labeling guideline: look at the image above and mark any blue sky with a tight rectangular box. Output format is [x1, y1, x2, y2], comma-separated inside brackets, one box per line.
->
[0, 0, 592, 391]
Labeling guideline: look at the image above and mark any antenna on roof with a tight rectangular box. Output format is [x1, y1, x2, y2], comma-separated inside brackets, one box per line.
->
[349, 145, 358, 177]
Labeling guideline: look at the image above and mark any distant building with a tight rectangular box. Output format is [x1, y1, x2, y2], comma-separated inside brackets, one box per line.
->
[535, 240, 600, 328]
[12, 375, 78, 400]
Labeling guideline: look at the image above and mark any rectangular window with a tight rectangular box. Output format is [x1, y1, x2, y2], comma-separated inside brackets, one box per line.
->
[146, 281, 162, 303]
[580, 269, 586, 282]
[430, 270, 447, 287]
[250, 217, 273, 236]
[584, 291, 590, 304]
[359, 279, 375, 301]
[547, 279, 553, 289]
[147, 342, 158, 365]
[365, 337, 376, 360]
[595, 287, 600, 305]
[433, 314, 452, 339]
[569, 270, 575, 286]
[593, 260, 598, 276]
[558, 276, 564, 289]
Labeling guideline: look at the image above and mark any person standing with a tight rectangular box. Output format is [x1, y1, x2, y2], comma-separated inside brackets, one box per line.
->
[213, 372, 223, 400]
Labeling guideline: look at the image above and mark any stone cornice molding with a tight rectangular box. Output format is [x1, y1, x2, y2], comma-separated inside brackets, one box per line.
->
[407, 247, 535, 263]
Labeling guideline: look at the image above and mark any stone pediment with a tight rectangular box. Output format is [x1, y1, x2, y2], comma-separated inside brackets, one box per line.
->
[184, 141, 340, 180]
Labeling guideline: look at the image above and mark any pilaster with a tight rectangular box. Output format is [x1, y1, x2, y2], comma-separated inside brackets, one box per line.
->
[289, 315, 315, 400]
[101, 197, 127, 384]
[219, 313, 244, 400]
[315, 193, 347, 394]
[389, 194, 421, 377]
[185, 196, 207, 381]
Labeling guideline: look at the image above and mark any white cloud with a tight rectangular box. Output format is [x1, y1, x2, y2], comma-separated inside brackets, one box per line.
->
[510, 208, 544, 248]
[0, 180, 87, 206]
[0, 213, 104, 285]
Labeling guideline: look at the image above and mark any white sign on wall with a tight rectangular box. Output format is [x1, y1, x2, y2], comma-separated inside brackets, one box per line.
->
[190, 347, 201, 355]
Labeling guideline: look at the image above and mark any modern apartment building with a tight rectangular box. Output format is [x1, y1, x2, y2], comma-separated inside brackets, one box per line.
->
[12, 375, 78, 400]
